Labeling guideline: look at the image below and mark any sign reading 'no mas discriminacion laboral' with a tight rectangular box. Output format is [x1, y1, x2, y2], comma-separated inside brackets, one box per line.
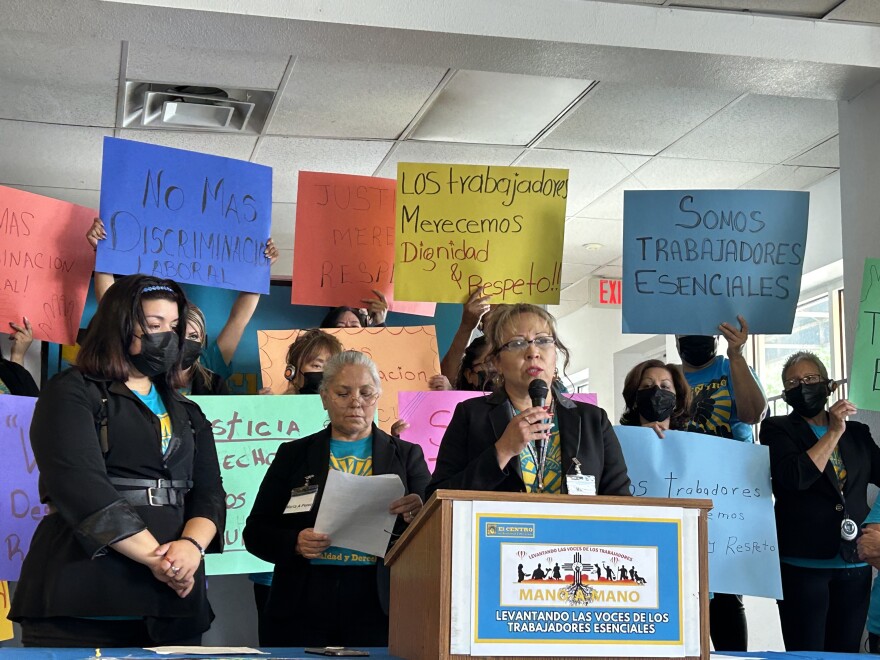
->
[97, 137, 273, 294]
[622, 189, 809, 335]
[394, 163, 568, 305]
[849, 259, 880, 412]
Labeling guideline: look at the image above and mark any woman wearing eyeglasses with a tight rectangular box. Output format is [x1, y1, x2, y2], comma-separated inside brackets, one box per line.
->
[427, 303, 630, 498]
[760, 350, 880, 652]
[243, 350, 430, 647]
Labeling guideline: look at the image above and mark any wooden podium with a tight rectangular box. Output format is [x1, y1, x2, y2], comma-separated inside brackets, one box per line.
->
[385, 490, 712, 660]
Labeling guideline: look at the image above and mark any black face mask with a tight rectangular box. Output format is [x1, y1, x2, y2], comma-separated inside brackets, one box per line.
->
[635, 386, 677, 423]
[677, 336, 717, 367]
[129, 331, 180, 377]
[180, 339, 203, 370]
[783, 381, 830, 418]
[299, 371, 324, 395]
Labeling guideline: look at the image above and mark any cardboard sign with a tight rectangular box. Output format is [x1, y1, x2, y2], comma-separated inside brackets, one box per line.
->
[849, 259, 880, 411]
[398, 390, 598, 471]
[0, 186, 96, 344]
[191, 395, 329, 575]
[97, 137, 273, 294]
[0, 581, 11, 641]
[614, 425, 782, 599]
[292, 171, 434, 316]
[0, 395, 42, 581]
[622, 190, 809, 334]
[394, 163, 568, 305]
[258, 326, 440, 430]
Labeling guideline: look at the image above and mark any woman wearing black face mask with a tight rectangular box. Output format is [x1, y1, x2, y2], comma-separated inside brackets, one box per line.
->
[9, 274, 226, 648]
[620, 360, 691, 438]
[760, 351, 879, 653]
[178, 304, 229, 396]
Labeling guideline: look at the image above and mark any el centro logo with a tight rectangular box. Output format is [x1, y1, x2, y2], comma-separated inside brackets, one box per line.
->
[485, 522, 535, 538]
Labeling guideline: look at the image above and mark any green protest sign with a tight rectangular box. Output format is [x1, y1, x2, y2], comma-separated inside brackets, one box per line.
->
[849, 259, 880, 411]
[190, 395, 329, 575]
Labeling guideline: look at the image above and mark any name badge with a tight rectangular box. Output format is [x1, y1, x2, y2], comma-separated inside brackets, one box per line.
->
[567, 474, 596, 496]
[284, 484, 318, 514]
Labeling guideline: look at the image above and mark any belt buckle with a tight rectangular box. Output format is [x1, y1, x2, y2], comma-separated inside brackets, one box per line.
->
[147, 487, 162, 506]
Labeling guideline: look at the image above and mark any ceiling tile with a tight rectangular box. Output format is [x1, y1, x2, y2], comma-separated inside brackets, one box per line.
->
[541, 83, 739, 156]
[563, 217, 624, 266]
[548, 299, 585, 319]
[272, 248, 293, 279]
[117, 130, 258, 161]
[560, 278, 591, 302]
[740, 165, 837, 190]
[787, 135, 839, 168]
[0, 31, 119, 127]
[373, 141, 521, 178]
[578, 175, 648, 220]
[411, 70, 592, 146]
[561, 262, 595, 287]
[825, 0, 880, 23]
[5, 185, 100, 210]
[126, 42, 289, 90]
[593, 264, 623, 280]
[254, 137, 394, 203]
[0, 120, 110, 189]
[271, 203, 296, 251]
[662, 94, 838, 163]
[633, 156, 774, 189]
[269, 58, 447, 139]
[517, 150, 649, 216]
[667, 0, 840, 18]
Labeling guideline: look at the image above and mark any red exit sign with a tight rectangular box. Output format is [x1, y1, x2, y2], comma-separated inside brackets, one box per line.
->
[589, 277, 622, 307]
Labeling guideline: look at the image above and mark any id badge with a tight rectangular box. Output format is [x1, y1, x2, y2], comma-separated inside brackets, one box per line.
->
[566, 474, 596, 496]
[284, 484, 318, 514]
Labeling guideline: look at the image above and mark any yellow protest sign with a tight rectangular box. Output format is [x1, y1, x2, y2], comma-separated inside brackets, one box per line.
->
[0, 581, 11, 641]
[394, 162, 568, 304]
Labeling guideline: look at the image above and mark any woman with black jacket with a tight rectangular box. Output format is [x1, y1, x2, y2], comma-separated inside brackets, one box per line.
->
[10, 274, 226, 647]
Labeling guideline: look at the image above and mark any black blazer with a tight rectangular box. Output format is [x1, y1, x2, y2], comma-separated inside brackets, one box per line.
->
[243, 425, 431, 616]
[0, 357, 39, 396]
[760, 412, 880, 559]
[426, 387, 631, 499]
[10, 368, 226, 640]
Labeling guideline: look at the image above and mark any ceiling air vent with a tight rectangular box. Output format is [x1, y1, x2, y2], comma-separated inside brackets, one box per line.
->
[121, 82, 275, 134]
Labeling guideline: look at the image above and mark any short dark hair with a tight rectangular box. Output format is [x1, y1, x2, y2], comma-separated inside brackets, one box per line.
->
[76, 274, 188, 387]
[619, 359, 691, 430]
[454, 335, 490, 390]
[320, 306, 366, 328]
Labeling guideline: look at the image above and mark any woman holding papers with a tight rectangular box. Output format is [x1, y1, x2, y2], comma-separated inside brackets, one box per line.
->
[243, 350, 430, 647]
[761, 350, 880, 652]
[619, 359, 691, 438]
[10, 274, 225, 647]
[427, 304, 630, 498]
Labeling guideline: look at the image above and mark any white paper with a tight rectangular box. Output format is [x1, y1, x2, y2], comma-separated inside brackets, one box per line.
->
[145, 647, 266, 655]
[314, 470, 405, 557]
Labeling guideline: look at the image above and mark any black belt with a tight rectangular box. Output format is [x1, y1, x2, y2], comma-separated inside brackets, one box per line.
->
[109, 477, 193, 507]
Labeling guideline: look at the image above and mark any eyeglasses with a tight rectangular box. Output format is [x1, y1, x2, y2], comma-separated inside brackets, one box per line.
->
[499, 336, 556, 352]
[783, 373, 825, 390]
[328, 390, 380, 406]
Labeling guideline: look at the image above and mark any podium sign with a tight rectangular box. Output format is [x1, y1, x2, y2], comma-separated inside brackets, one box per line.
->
[450, 500, 702, 657]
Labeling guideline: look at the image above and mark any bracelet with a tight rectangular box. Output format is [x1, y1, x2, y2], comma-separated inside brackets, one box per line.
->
[181, 535, 206, 560]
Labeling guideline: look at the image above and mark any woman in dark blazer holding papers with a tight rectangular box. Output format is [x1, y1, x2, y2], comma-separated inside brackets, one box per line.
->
[761, 351, 880, 652]
[243, 350, 430, 648]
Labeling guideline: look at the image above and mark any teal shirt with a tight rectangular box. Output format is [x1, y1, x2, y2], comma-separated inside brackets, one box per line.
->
[132, 384, 172, 454]
[862, 497, 880, 632]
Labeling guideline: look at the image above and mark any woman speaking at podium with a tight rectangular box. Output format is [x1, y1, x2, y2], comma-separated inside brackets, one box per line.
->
[427, 304, 631, 498]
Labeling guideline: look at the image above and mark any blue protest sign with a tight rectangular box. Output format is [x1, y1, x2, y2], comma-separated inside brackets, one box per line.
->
[97, 137, 273, 294]
[614, 425, 782, 599]
[622, 189, 809, 334]
[0, 395, 42, 581]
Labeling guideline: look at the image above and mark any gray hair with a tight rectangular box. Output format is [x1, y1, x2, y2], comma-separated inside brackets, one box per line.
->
[319, 350, 382, 392]
[781, 350, 829, 383]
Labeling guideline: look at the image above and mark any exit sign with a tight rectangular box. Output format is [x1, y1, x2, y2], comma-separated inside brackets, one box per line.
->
[589, 277, 622, 307]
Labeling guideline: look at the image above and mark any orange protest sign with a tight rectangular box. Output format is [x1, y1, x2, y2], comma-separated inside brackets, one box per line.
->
[258, 326, 440, 430]
[0, 186, 96, 344]
[291, 172, 435, 316]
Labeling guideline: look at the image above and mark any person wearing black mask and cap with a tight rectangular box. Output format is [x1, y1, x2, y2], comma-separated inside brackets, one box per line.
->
[760, 350, 878, 652]
[619, 360, 691, 438]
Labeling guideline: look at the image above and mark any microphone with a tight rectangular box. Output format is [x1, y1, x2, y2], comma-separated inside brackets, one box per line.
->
[528, 379, 550, 456]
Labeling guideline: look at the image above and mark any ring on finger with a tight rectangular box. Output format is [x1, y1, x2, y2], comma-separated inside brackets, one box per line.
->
[171, 565, 180, 574]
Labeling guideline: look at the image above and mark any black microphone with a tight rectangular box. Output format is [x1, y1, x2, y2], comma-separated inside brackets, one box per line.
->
[528, 379, 550, 456]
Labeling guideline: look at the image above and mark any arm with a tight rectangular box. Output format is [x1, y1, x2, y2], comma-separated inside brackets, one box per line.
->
[85, 217, 116, 302]
[181, 403, 226, 553]
[759, 416, 824, 491]
[720, 315, 767, 424]
[804, 399, 858, 473]
[439, 287, 491, 383]
[596, 409, 632, 496]
[8, 317, 33, 366]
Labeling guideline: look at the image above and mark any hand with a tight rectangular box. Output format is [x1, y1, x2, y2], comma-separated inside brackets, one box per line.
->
[494, 406, 551, 467]
[389, 493, 423, 523]
[719, 315, 749, 358]
[858, 527, 880, 561]
[156, 539, 202, 585]
[361, 289, 388, 326]
[86, 217, 106, 250]
[390, 418, 409, 437]
[641, 421, 667, 439]
[296, 528, 331, 559]
[8, 317, 33, 362]
[169, 575, 195, 598]
[462, 286, 491, 330]
[428, 374, 452, 391]
[828, 399, 857, 435]
[264, 238, 279, 265]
